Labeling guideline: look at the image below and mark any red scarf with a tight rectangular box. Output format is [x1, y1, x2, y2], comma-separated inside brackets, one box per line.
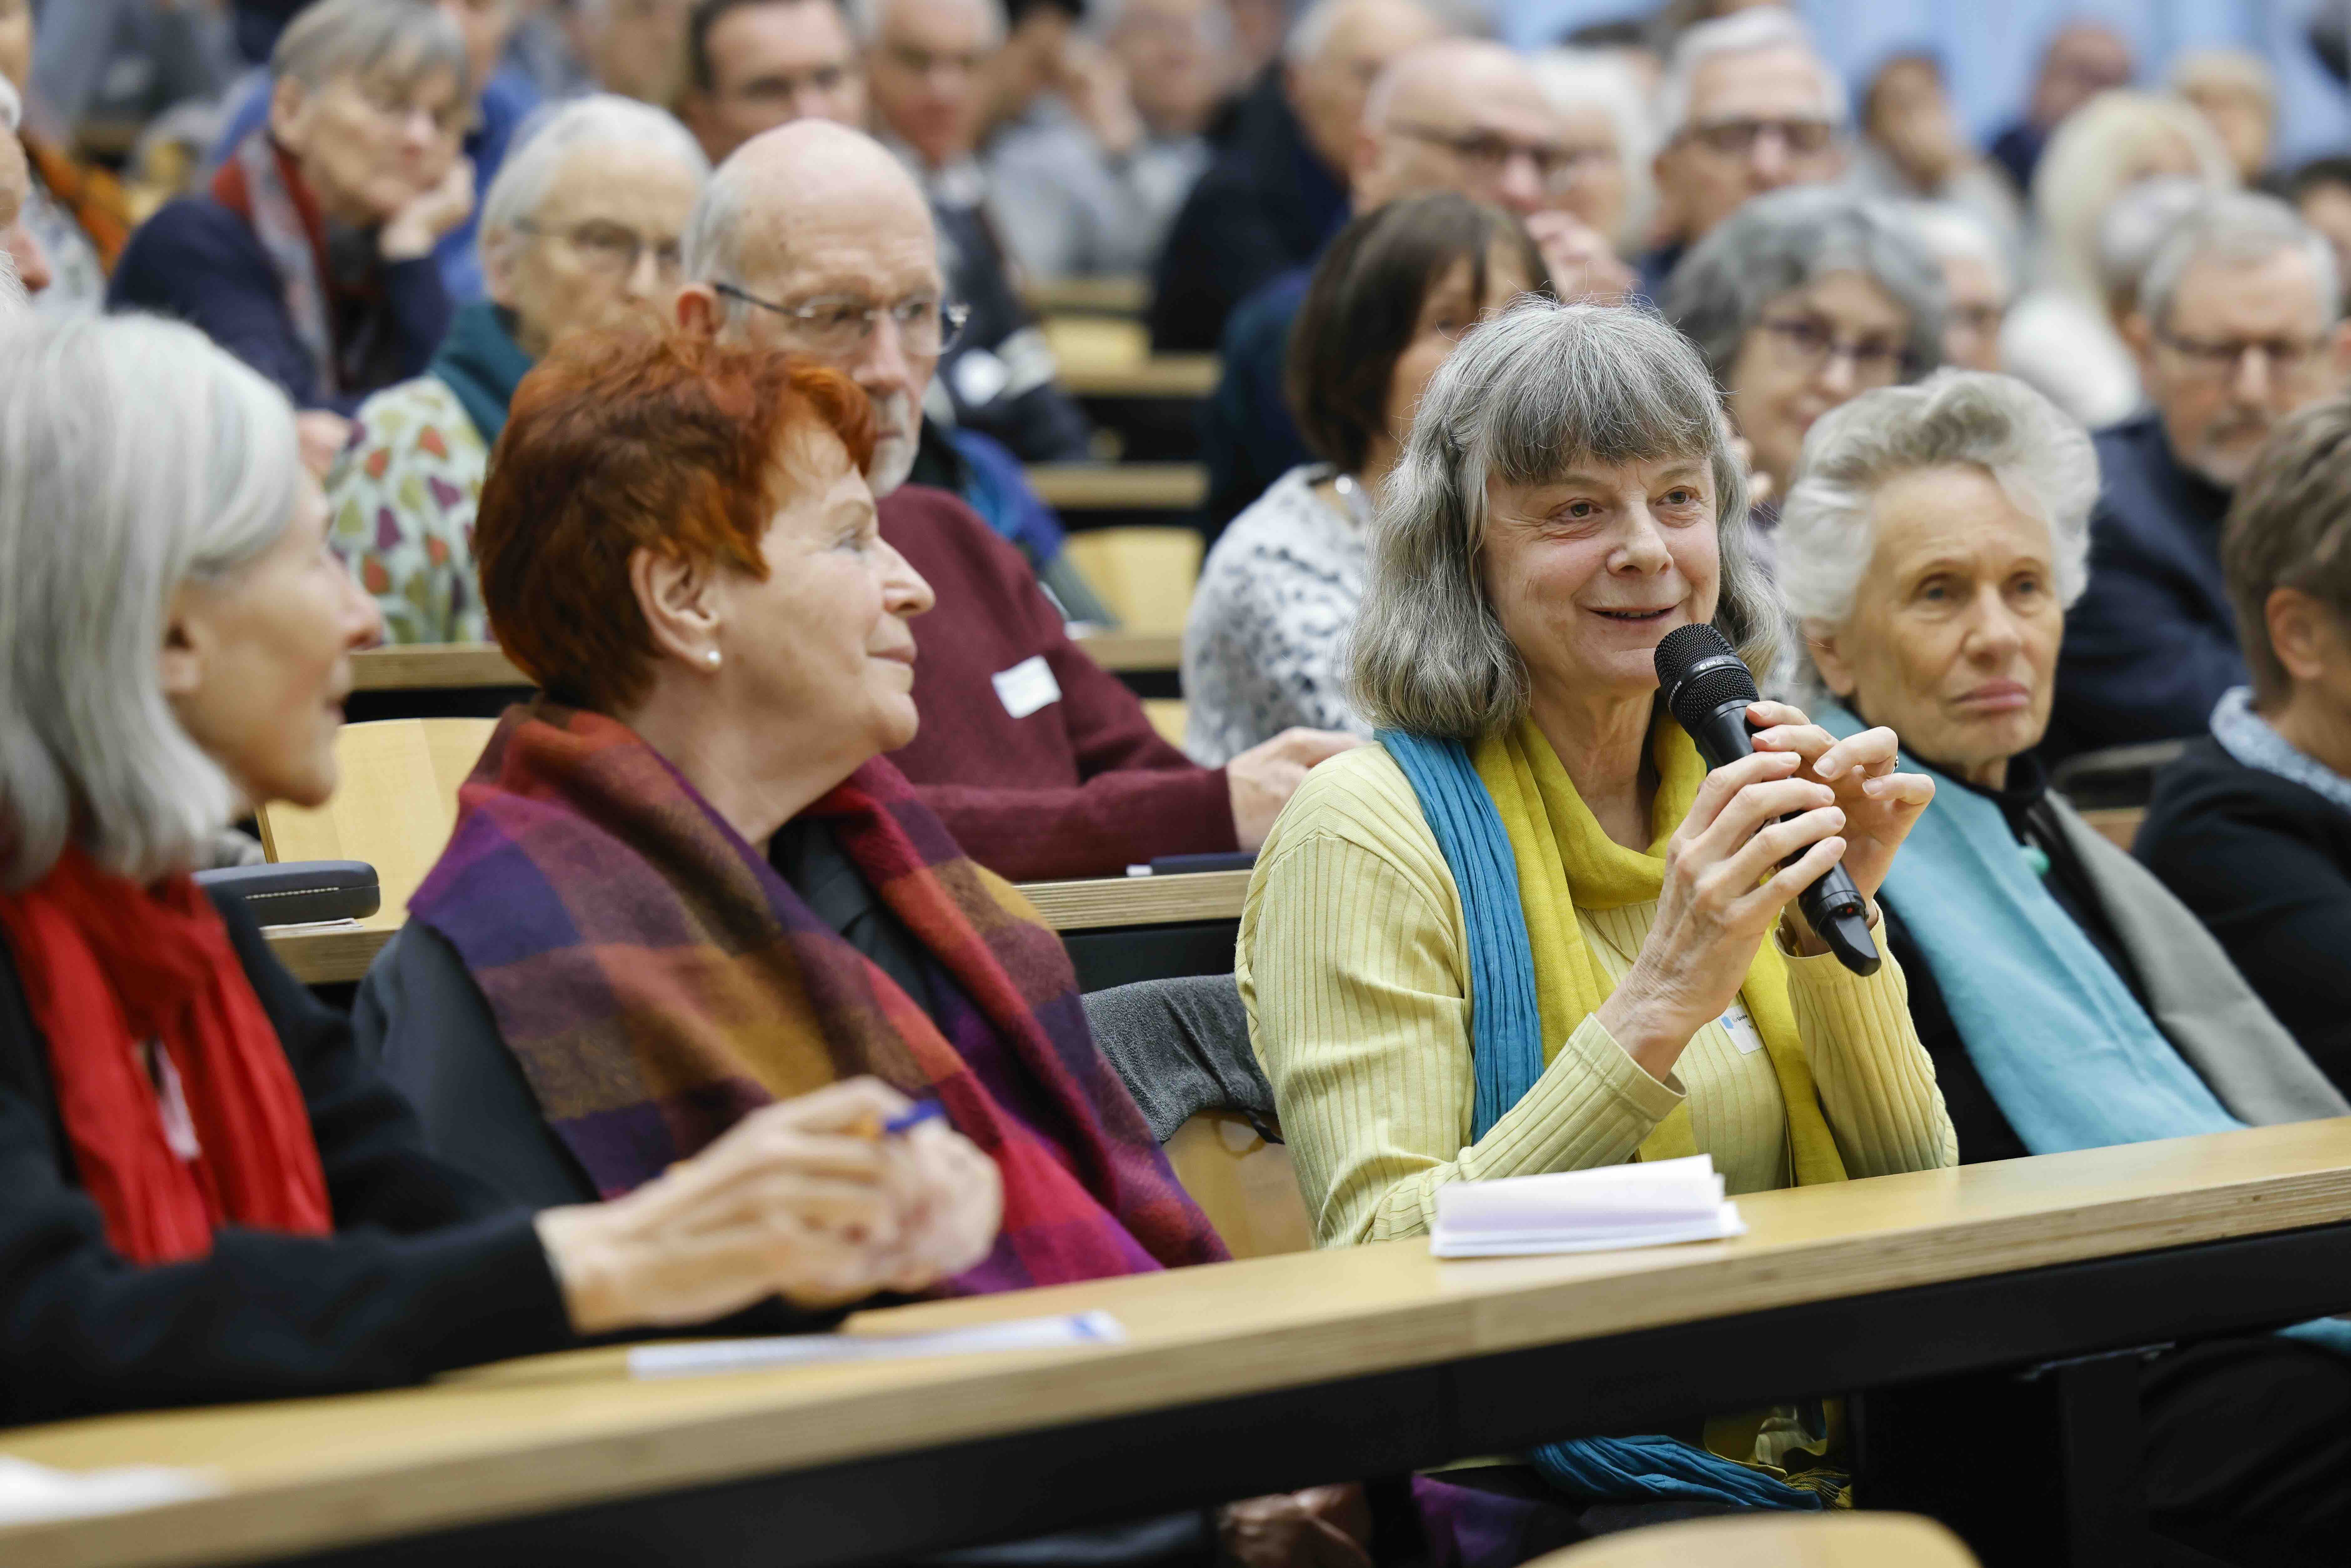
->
[0, 848, 333, 1263]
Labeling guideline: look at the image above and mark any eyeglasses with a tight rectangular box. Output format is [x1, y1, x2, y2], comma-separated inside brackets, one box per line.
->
[1760, 315, 1913, 385]
[514, 220, 684, 281]
[354, 78, 475, 140]
[1683, 117, 1839, 159]
[1389, 122, 1603, 194]
[2155, 327, 2333, 380]
[713, 284, 973, 357]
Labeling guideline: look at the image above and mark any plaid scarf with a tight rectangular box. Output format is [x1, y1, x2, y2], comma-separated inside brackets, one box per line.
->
[408, 702, 1225, 1291]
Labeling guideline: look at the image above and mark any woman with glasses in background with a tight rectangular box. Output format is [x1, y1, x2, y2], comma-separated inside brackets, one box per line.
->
[329, 95, 707, 643]
[1662, 185, 1945, 552]
[109, 0, 480, 472]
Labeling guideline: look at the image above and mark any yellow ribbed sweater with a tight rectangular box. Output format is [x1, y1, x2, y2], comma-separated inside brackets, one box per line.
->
[1237, 746, 1957, 1248]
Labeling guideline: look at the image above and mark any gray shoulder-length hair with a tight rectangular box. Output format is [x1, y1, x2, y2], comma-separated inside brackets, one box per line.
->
[1662, 184, 1946, 387]
[1349, 299, 1776, 741]
[1776, 369, 2098, 698]
[0, 317, 304, 889]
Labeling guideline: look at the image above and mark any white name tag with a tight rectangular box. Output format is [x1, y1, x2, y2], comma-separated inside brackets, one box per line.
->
[992, 654, 1061, 719]
[1719, 1001, 1766, 1056]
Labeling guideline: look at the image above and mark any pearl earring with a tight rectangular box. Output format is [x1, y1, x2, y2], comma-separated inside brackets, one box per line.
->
[705, 649, 722, 668]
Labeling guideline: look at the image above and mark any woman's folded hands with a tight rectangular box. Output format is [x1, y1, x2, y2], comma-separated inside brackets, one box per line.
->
[533, 1077, 1003, 1336]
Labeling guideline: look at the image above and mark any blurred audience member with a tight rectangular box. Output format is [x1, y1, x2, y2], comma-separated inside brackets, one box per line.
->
[2288, 155, 2351, 312]
[111, 0, 475, 451]
[2142, 392, 2351, 1095]
[679, 121, 1358, 879]
[986, 0, 1229, 280]
[1664, 185, 1943, 531]
[330, 95, 706, 643]
[2002, 91, 2233, 430]
[557, 0, 694, 104]
[1201, 38, 1630, 532]
[1527, 45, 1650, 257]
[1185, 194, 1544, 761]
[2169, 45, 2274, 185]
[0, 3, 129, 315]
[32, 0, 238, 154]
[1905, 201, 2010, 374]
[859, 0, 1093, 464]
[1148, 0, 1443, 351]
[1988, 21, 2133, 195]
[0, 79, 49, 304]
[2048, 193, 2351, 762]
[1851, 50, 2019, 248]
[682, 0, 865, 163]
[212, 0, 539, 304]
[1641, 9, 1848, 300]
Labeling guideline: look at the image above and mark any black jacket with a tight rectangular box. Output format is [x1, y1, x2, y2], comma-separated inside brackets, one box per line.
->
[0, 887, 571, 1426]
[1147, 67, 1345, 354]
[2139, 738, 2351, 1093]
[2045, 414, 2248, 764]
[932, 200, 1093, 465]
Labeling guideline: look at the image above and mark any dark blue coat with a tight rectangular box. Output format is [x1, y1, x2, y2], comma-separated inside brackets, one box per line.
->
[2045, 412, 2248, 764]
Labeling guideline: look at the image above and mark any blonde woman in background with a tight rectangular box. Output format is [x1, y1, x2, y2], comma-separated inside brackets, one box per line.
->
[2001, 89, 2234, 429]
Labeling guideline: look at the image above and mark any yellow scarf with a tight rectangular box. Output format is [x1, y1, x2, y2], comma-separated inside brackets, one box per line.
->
[1470, 713, 1847, 1186]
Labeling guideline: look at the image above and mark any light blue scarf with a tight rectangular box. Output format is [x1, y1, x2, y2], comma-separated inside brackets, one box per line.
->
[1381, 730, 1828, 1512]
[1814, 704, 2242, 1153]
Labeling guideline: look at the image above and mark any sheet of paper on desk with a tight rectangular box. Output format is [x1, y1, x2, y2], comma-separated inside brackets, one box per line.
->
[1431, 1154, 1747, 1258]
[629, 1310, 1128, 1379]
[0, 1456, 222, 1525]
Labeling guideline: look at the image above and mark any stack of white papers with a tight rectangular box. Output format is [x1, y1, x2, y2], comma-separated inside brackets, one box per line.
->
[0, 1457, 221, 1526]
[1430, 1155, 1747, 1258]
[629, 1310, 1126, 1379]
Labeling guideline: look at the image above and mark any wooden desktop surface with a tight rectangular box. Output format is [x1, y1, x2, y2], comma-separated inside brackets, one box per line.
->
[1059, 355, 1218, 400]
[267, 870, 1249, 984]
[349, 631, 1175, 691]
[1024, 463, 1204, 512]
[6, 1121, 2351, 1568]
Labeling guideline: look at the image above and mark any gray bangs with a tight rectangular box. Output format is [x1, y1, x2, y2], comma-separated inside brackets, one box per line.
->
[1349, 300, 1777, 742]
[273, 0, 471, 100]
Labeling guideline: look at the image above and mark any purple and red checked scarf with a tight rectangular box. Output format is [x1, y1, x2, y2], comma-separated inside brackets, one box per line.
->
[408, 702, 1226, 1290]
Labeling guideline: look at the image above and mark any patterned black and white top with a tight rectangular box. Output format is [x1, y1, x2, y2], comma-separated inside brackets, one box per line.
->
[1182, 464, 1375, 764]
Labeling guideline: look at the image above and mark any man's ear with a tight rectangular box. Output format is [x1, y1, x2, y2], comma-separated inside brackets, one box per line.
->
[676, 281, 723, 336]
[2326, 317, 2351, 380]
[1346, 126, 1383, 204]
[629, 544, 725, 671]
[1804, 620, 1859, 701]
[1649, 142, 1683, 240]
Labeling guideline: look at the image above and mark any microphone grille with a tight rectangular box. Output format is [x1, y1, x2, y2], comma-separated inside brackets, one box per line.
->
[1653, 624, 1758, 730]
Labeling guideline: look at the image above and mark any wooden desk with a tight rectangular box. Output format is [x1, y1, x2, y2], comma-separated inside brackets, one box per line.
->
[350, 645, 526, 691]
[9, 1122, 2351, 1568]
[1027, 277, 1150, 316]
[1071, 629, 1181, 675]
[1024, 463, 1205, 514]
[267, 870, 1251, 986]
[1059, 355, 1218, 400]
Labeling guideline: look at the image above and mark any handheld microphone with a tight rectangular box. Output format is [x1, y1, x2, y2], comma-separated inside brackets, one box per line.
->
[1653, 624, 1880, 976]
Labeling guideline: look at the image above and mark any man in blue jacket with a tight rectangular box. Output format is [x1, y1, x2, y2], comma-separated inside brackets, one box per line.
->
[2048, 193, 2351, 764]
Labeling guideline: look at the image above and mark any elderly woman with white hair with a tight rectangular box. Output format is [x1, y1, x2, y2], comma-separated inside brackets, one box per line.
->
[1662, 184, 1945, 525]
[1243, 300, 1952, 1515]
[1782, 369, 2351, 1563]
[1778, 369, 2345, 1162]
[0, 314, 999, 1424]
[329, 93, 708, 643]
[108, 0, 481, 425]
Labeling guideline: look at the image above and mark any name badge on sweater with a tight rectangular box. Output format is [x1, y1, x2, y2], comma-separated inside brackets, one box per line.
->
[993, 655, 1061, 719]
[1719, 1001, 1765, 1056]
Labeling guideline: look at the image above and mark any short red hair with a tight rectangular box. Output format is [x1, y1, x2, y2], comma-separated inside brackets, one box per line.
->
[475, 329, 879, 712]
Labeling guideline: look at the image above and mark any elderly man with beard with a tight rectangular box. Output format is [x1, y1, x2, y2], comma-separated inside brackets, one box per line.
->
[677, 121, 1358, 883]
[2048, 193, 2351, 763]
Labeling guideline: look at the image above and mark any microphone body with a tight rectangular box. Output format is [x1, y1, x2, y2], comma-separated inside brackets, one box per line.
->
[1654, 627, 1881, 976]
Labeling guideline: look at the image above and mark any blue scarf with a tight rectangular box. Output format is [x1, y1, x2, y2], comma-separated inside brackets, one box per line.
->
[428, 300, 535, 448]
[1381, 730, 1828, 1513]
[1814, 704, 2240, 1153]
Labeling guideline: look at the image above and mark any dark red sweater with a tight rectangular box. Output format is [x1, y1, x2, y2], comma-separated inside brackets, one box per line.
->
[880, 486, 1239, 881]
